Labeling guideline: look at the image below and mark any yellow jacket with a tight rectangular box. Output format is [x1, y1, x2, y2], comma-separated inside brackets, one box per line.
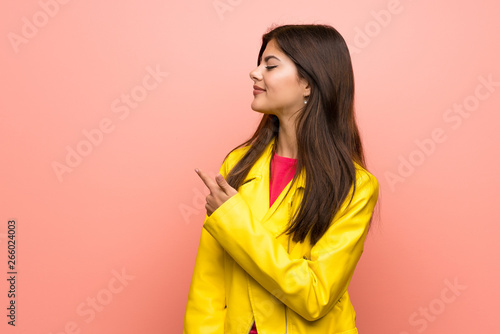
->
[184, 137, 379, 334]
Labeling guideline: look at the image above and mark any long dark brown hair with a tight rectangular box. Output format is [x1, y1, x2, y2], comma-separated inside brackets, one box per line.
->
[224, 24, 372, 247]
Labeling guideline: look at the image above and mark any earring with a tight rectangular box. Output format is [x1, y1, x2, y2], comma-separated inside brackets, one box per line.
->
[304, 99, 308, 104]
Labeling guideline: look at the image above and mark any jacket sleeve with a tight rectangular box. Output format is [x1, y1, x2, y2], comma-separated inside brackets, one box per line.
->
[183, 160, 231, 333]
[202, 169, 379, 322]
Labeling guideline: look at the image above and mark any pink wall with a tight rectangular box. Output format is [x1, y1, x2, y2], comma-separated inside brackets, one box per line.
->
[1, 0, 499, 333]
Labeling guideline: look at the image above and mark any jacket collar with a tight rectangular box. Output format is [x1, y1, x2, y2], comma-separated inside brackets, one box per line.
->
[236, 137, 306, 228]
[244, 136, 306, 191]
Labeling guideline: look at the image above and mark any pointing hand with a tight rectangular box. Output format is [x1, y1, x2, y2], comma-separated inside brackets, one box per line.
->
[195, 168, 238, 216]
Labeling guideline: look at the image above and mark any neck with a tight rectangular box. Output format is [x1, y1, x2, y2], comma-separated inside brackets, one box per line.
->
[275, 118, 297, 159]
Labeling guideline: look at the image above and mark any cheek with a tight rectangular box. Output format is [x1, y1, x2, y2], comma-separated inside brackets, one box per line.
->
[268, 73, 299, 96]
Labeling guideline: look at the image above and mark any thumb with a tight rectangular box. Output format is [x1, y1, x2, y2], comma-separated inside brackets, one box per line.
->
[215, 174, 230, 192]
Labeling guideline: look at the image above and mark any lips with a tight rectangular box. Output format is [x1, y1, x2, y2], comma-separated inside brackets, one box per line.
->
[253, 85, 265, 96]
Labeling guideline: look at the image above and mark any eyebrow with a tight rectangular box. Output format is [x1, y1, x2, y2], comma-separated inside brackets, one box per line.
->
[261, 55, 281, 63]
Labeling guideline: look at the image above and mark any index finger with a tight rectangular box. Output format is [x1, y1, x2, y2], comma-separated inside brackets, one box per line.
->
[194, 168, 217, 192]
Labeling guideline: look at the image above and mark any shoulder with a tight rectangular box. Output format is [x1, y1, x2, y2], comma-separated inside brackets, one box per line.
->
[353, 161, 379, 199]
[220, 144, 252, 176]
[330, 161, 379, 220]
[225, 144, 251, 167]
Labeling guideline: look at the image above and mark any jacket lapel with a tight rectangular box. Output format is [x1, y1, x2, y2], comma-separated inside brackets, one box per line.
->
[238, 137, 306, 241]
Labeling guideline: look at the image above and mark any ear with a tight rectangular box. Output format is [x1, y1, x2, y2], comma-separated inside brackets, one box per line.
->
[300, 78, 310, 97]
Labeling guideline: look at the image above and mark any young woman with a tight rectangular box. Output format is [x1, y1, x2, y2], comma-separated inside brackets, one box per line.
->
[184, 24, 379, 334]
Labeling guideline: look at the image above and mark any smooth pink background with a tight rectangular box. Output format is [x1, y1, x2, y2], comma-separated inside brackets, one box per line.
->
[1, 0, 499, 333]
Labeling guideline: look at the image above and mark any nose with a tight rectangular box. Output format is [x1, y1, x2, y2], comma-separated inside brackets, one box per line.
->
[249, 66, 262, 82]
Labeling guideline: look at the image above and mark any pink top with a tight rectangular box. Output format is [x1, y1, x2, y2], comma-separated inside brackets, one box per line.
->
[249, 150, 297, 333]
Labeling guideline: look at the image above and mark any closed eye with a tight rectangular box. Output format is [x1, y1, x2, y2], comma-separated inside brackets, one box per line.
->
[265, 65, 277, 70]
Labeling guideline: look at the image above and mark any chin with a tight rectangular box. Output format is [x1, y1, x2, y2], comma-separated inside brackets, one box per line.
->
[250, 103, 262, 112]
[251, 101, 269, 112]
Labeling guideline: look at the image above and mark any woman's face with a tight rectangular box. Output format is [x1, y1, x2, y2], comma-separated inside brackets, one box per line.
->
[249, 39, 309, 117]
